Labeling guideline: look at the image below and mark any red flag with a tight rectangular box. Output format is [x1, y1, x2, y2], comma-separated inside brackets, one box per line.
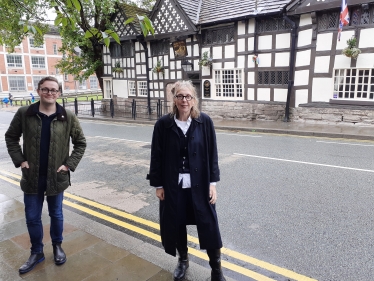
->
[338, 0, 350, 41]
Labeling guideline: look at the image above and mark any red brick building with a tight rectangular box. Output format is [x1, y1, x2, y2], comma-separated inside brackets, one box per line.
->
[0, 30, 100, 94]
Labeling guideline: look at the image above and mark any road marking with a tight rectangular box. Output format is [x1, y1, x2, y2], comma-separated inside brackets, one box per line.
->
[317, 140, 374, 147]
[93, 136, 150, 144]
[217, 133, 262, 137]
[234, 153, 374, 173]
[0, 170, 317, 281]
[81, 120, 137, 127]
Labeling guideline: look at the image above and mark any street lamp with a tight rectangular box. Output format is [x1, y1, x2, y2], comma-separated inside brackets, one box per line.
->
[181, 60, 193, 72]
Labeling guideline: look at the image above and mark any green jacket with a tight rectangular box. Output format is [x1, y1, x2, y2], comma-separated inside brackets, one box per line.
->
[5, 102, 86, 196]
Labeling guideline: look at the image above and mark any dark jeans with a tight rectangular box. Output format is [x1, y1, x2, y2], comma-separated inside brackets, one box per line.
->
[24, 185, 64, 254]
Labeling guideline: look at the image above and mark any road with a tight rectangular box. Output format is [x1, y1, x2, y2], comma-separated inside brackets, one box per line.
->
[1, 110, 374, 281]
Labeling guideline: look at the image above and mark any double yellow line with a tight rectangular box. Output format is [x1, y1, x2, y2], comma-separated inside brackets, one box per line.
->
[0, 170, 317, 281]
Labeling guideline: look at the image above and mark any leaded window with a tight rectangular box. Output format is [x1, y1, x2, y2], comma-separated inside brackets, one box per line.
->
[258, 71, 289, 85]
[214, 69, 243, 99]
[257, 17, 292, 33]
[138, 81, 148, 96]
[110, 44, 122, 58]
[202, 26, 235, 45]
[9, 76, 26, 91]
[121, 41, 134, 57]
[128, 81, 136, 96]
[31, 56, 45, 68]
[6, 55, 22, 67]
[317, 11, 339, 31]
[333, 68, 374, 100]
[350, 5, 374, 25]
[151, 40, 170, 56]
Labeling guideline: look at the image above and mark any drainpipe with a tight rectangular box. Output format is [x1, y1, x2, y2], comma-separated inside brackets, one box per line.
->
[283, 15, 297, 122]
[140, 41, 151, 116]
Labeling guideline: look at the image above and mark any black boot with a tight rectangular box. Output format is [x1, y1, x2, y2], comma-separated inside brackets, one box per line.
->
[173, 250, 189, 281]
[19, 252, 45, 274]
[207, 249, 226, 281]
[53, 244, 67, 265]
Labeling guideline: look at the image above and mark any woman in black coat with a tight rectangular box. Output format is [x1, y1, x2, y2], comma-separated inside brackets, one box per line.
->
[148, 80, 226, 281]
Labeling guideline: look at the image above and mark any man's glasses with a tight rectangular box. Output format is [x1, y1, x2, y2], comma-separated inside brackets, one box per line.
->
[175, 95, 194, 101]
[39, 88, 59, 95]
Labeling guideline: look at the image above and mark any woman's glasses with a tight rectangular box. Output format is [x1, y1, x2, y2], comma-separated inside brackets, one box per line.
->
[39, 88, 59, 95]
[175, 94, 194, 101]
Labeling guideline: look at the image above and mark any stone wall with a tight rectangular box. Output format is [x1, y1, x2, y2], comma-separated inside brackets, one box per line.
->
[291, 103, 374, 124]
[201, 100, 286, 121]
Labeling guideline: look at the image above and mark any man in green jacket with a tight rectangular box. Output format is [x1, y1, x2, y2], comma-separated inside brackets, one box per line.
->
[5, 76, 86, 274]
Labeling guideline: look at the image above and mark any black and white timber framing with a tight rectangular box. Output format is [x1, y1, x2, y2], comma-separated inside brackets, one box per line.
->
[102, 0, 374, 123]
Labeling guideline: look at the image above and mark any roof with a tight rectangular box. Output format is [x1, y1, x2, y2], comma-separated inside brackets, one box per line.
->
[115, 3, 151, 33]
[286, 0, 373, 15]
[177, 0, 292, 25]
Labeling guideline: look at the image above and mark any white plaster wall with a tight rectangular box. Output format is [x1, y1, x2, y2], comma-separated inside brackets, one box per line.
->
[238, 22, 246, 35]
[212, 62, 222, 69]
[257, 53, 271, 67]
[170, 71, 175, 79]
[312, 77, 333, 102]
[238, 39, 246, 52]
[248, 37, 254, 52]
[135, 42, 141, 51]
[164, 70, 169, 80]
[225, 62, 235, 68]
[316, 33, 333, 51]
[113, 80, 128, 98]
[213, 46, 222, 59]
[314, 56, 330, 73]
[248, 19, 255, 33]
[334, 55, 351, 68]
[224, 45, 235, 58]
[299, 14, 312, 26]
[194, 45, 199, 56]
[136, 65, 141, 74]
[275, 52, 290, 67]
[356, 53, 374, 68]
[141, 65, 146, 74]
[141, 53, 145, 62]
[294, 70, 309, 86]
[132, 70, 135, 77]
[187, 45, 191, 56]
[169, 48, 175, 59]
[202, 67, 210, 76]
[164, 55, 169, 66]
[176, 61, 181, 69]
[359, 28, 374, 48]
[336, 30, 355, 49]
[247, 88, 255, 100]
[237, 55, 245, 68]
[298, 29, 312, 47]
[274, 89, 287, 102]
[276, 33, 290, 49]
[295, 89, 309, 106]
[136, 53, 140, 62]
[258, 35, 272, 50]
[170, 61, 175, 70]
[296, 50, 311, 67]
[257, 88, 270, 101]
[154, 83, 159, 89]
[194, 60, 199, 71]
[248, 72, 255, 85]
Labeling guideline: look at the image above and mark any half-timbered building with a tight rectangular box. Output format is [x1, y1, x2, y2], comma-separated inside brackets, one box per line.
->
[102, 0, 374, 123]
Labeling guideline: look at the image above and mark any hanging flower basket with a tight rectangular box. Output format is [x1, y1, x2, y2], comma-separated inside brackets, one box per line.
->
[252, 54, 259, 65]
[342, 37, 361, 60]
[198, 51, 213, 67]
[152, 60, 164, 74]
[112, 61, 123, 73]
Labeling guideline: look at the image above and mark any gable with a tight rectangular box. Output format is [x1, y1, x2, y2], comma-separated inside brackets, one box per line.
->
[150, 0, 197, 37]
[112, 10, 138, 38]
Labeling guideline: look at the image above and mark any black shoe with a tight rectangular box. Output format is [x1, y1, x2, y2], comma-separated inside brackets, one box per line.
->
[207, 249, 226, 281]
[19, 252, 45, 274]
[173, 253, 189, 281]
[53, 244, 66, 265]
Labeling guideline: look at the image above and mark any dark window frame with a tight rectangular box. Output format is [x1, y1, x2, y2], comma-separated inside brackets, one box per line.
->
[150, 40, 170, 56]
[202, 26, 235, 46]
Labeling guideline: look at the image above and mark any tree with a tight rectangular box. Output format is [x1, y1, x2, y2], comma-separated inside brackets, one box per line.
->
[0, 0, 154, 91]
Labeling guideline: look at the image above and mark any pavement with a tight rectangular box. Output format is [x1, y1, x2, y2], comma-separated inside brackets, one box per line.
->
[1, 104, 373, 281]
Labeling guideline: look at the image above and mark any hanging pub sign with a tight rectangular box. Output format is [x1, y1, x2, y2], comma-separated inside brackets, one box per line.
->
[172, 40, 188, 58]
[204, 80, 211, 98]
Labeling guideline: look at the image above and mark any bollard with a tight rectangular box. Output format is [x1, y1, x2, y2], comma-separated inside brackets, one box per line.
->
[62, 98, 65, 108]
[110, 98, 114, 118]
[74, 98, 78, 115]
[91, 98, 95, 117]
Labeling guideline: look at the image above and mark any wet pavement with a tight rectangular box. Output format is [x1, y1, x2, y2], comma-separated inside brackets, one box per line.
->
[1, 105, 372, 281]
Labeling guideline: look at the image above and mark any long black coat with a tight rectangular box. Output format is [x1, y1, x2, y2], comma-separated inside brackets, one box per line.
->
[148, 112, 222, 256]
